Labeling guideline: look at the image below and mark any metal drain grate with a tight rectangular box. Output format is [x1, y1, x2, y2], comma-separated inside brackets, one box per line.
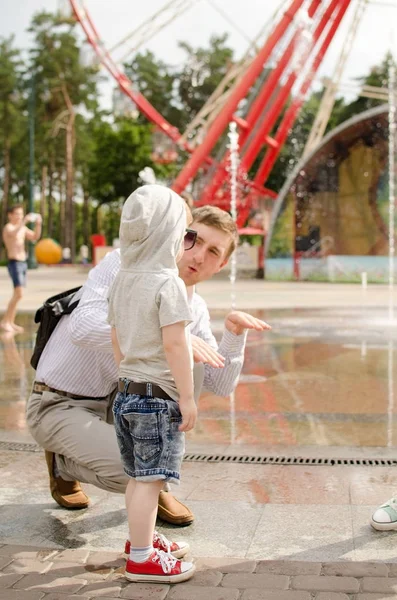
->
[1, 441, 396, 467]
[183, 453, 397, 467]
[0, 440, 42, 453]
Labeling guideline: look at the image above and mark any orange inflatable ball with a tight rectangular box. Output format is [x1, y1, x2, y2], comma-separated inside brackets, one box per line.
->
[35, 238, 63, 265]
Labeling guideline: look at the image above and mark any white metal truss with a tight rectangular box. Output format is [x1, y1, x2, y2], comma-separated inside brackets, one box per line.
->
[179, 0, 291, 147]
[109, 0, 201, 62]
[303, 0, 368, 157]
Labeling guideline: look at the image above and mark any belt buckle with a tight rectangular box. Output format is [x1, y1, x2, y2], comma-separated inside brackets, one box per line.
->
[146, 383, 153, 397]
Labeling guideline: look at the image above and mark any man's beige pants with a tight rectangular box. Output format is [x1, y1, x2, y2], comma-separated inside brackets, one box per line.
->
[26, 389, 129, 493]
[26, 365, 204, 493]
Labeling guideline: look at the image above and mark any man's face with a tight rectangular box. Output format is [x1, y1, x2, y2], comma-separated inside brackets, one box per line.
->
[178, 221, 231, 286]
[9, 208, 24, 225]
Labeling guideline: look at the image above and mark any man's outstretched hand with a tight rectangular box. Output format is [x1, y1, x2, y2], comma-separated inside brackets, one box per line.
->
[225, 311, 272, 336]
[191, 335, 225, 368]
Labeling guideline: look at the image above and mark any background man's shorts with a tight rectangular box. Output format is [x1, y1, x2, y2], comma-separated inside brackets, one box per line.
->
[113, 392, 185, 485]
[7, 260, 27, 288]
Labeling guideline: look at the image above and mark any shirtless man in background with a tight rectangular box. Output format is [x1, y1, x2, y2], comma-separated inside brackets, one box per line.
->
[1, 204, 42, 333]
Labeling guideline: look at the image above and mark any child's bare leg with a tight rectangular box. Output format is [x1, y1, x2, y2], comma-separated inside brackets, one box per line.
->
[1, 287, 23, 331]
[127, 480, 163, 549]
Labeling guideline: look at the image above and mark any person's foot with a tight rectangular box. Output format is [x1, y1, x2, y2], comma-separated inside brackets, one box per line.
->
[45, 450, 90, 510]
[11, 323, 24, 333]
[125, 548, 195, 583]
[371, 498, 397, 531]
[0, 330, 16, 342]
[157, 490, 194, 526]
[124, 531, 189, 559]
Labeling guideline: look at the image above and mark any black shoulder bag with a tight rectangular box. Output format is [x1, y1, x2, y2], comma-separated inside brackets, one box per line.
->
[30, 286, 82, 369]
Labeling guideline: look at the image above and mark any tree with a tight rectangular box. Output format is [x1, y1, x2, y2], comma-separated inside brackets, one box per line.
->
[0, 37, 25, 251]
[28, 11, 99, 258]
[88, 118, 154, 207]
[333, 53, 392, 127]
[125, 34, 235, 133]
[125, 50, 182, 127]
[177, 34, 234, 130]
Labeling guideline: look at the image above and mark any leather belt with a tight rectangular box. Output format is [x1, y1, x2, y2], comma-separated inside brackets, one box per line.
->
[33, 381, 107, 401]
[118, 379, 172, 401]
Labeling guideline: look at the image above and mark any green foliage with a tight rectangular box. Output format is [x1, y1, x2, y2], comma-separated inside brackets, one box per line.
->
[125, 34, 234, 131]
[87, 118, 154, 205]
[0, 8, 394, 260]
[177, 34, 234, 129]
[125, 50, 182, 127]
[333, 53, 393, 127]
[267, 197, 294, 258]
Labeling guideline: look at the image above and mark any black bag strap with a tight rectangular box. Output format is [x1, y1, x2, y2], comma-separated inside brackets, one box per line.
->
[34, 286, 83, 323]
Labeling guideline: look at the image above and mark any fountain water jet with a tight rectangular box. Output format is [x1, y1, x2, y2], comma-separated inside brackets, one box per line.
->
[227, 122, 239, 311]
[227, 122, 240, 445]
[388, 57, 396, 323]
[387, 56, 396, 446]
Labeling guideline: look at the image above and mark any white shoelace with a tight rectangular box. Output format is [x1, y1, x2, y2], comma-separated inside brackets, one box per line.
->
[153, 531, 171, 553]
[153, 549, 177, 574]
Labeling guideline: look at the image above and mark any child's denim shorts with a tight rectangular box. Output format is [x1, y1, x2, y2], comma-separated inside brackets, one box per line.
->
[112, 390, 185, 484]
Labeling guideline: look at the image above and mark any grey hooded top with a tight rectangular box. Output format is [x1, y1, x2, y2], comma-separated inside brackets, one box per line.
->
[108, 184, 192, 401]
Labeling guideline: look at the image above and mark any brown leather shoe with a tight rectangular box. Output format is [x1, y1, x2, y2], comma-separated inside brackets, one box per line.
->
[157, 490, 194, 526]
[45, 450, 90, 510]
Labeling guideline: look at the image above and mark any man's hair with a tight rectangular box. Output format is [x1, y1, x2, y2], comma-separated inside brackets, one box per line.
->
[7, 204, 24, 215]
[184, 202, 192, 224]
[191, 205, 239, 259]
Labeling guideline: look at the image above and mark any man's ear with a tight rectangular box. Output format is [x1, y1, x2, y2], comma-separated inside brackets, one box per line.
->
[217, 259, 229, 272]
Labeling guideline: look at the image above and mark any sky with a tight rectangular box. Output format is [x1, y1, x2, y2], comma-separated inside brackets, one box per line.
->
[3, 0, 397, 110]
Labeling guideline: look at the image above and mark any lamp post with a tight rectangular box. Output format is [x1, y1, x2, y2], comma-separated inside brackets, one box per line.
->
[27, 72, 37, 269]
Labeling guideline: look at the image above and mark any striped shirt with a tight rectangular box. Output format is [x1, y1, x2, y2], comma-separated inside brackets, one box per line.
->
[36, 249, 246, 398]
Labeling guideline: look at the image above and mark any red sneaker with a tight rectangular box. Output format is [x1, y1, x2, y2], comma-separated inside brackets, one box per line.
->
[125, 548, 195, 583]
[124, 531, 189, 559]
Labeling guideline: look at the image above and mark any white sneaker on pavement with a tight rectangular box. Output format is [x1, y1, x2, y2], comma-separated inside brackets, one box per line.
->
[371, 498, 397, 531]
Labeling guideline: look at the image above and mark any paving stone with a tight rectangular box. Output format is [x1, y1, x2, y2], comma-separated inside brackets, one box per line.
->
[315, 594, 350, 600]
[221, 573, 289, 590]
[3, 559, 53, 575]
[0, 547, 56, 561]
[194, 557, 256, 574]
[241, 591, 311, 600]
[120, 583, 169, 599]
[388, 564, 397, 577]
[0, 591, 45, 600]
[292, 576, 360, 594]
[12, 575, 87, 593]
[322, 563, 389, 577]
[0, 573, 25, 588]
[51, 551, 90, 564]
[256, 561, 322, 576]
[0, 556, 13, 570]
[354, 595, 397, 599]
[40, 596, 88, 600]
[77, 582, 123, 597]
[166, 586, 239, 600]
[184, 569, 223, 586]
[86, 552, 123, 567]
[362, 578, 397, 593]
[47, 562, 113, 581]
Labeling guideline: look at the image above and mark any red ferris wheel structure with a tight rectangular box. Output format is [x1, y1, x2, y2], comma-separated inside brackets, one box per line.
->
[69, 0, 353, 232]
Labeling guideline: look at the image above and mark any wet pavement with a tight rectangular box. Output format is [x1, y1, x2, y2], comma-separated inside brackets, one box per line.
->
[2, 306, 397, 452]
[1, 269, 397, 568]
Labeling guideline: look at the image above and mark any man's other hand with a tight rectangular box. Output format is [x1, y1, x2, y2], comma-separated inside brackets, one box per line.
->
[191, 335, 225, 368]
[225, 311, 272, 336]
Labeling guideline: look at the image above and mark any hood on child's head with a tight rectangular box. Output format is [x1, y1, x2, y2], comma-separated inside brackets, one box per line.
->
[119, 184, 187, 272]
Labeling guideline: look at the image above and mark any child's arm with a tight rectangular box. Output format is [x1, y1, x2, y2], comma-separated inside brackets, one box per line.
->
[111, 327, 124, 366]
[162, 322, 197, 432]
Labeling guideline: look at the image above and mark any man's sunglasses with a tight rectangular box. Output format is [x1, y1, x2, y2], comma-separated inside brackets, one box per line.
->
[184, 228, 197, 251]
